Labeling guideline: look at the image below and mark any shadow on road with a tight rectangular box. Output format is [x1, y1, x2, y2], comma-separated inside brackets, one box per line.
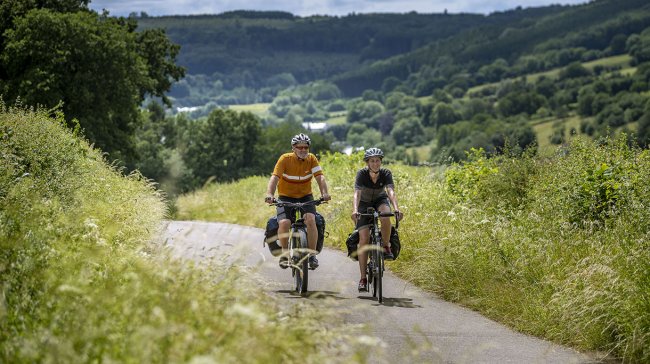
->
[358, 295, 421, 308]
[276, 290, 348, 300]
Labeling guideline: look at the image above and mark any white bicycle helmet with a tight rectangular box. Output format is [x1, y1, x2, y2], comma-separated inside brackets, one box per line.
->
[291, 133, 311, 146]
[363, 147, 384, 161]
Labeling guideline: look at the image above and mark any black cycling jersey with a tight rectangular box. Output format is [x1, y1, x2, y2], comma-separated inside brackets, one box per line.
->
[354, 167, 394, 203]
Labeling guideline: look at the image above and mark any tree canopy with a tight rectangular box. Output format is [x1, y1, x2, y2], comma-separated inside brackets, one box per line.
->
[0, 3, 184, 161]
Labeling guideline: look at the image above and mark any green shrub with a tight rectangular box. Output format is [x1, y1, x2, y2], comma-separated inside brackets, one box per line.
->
[445, 148, 499, 201]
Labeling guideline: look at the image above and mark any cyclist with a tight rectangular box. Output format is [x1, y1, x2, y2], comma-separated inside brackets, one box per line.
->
[265, 133, 331, 270]
[351, 147, 403, 292]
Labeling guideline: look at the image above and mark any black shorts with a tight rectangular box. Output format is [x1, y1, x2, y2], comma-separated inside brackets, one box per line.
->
[356, 197, 390, 230]
[276, 194, 316, 223]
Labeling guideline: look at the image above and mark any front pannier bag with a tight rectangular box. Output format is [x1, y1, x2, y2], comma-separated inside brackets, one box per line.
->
[346, 226, 401, 261]
[264, 213, 326, 256]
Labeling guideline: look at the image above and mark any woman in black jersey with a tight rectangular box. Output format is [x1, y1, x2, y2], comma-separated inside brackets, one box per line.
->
[351, 147, 403, 292]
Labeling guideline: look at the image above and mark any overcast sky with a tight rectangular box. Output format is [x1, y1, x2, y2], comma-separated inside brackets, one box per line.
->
[88, 0, 590, 17]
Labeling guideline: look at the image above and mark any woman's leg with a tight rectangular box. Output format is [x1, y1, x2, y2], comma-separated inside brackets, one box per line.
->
[378, 204, 392, 248]
[358, 228, 370, 279]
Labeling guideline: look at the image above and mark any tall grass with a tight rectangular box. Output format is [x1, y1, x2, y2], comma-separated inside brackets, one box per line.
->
[177, 139, 649, 362]
[0, 104, 366, 363]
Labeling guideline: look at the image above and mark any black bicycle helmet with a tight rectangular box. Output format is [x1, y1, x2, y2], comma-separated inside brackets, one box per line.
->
[363, 147, 384, 161]
[291, 133, 311, 146]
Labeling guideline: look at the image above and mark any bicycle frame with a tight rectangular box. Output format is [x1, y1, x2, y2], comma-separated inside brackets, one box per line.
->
[358, 207, 395, 304]
[271, 198, 323, 295]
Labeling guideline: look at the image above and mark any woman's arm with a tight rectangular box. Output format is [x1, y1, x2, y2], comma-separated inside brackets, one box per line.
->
[386, 185, 403, 220]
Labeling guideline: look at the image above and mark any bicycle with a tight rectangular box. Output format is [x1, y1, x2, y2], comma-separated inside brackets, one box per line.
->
[270, 198, 325, 295]
[357, 207, 398, 304]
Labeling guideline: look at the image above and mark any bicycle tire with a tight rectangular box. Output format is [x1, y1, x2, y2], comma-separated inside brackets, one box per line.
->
[293, 229, 309, 294]
[371, 246, 383, 303]
[376, 247, 383, 303]
[371, 250, 377, 298]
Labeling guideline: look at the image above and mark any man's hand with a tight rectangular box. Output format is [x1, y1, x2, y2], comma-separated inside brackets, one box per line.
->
[351, 211, 359, 222]
[265, 195, 274, 204]
[321, 193, 331, 201]
[395, 210, 404, 221]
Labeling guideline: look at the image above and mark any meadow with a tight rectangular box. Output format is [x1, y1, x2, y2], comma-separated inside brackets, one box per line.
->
[177, 138, 650, 363]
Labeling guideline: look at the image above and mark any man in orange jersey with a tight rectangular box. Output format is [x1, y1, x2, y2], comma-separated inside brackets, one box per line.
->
[265, 133, 331, 269]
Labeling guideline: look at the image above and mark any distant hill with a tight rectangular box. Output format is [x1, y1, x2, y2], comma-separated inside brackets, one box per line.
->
[333, 0, 650, 95]
[135, 0, 649, 106]
[136, 6, 569, 100]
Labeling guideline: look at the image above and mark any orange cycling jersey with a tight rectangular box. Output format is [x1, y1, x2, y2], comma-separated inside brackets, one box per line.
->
[273, 152, 323, 198]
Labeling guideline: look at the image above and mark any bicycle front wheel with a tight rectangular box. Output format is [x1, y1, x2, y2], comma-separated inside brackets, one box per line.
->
[371, 244, 384, 303]
[292, 229, 309, 294]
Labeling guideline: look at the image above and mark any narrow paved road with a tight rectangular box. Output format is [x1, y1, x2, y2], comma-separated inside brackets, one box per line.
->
[161, 220, 607, 364]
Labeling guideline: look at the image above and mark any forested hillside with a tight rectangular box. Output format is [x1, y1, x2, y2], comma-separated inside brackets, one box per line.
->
[2, 0, 650, 197]
[137, 5, 574, 106]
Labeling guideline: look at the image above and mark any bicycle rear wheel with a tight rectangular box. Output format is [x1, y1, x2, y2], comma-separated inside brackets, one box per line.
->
[292, 229, 309, 294]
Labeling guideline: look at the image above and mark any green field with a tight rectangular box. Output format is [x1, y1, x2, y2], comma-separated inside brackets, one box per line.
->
[533, 115, 583, 151]
[229, 102, 271, 117]
[467, 54, 634, 96]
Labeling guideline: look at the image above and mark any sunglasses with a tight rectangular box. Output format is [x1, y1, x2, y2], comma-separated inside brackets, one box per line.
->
[294, 145, 309, 150]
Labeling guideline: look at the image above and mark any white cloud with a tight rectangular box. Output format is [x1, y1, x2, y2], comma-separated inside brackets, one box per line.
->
[88, 0, 588, 17]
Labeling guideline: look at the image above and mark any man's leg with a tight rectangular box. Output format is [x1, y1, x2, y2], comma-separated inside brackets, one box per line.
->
[278, 219, 291, 250]
[304, 213, 317, 252]
[304, 213, 320, 269]
[277, 219, 291, 268]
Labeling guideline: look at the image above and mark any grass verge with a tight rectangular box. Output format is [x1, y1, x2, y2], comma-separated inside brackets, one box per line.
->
[0, 104, 367, 363]
[177, 139, 649, 363]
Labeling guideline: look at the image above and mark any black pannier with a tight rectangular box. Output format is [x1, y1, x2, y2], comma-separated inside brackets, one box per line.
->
[264, 212, 326, 256]
[314, 211, 326, 252]
[346, 230, 360, 260]
[346, 226, 401, 261]
[264, 216, 282, 256]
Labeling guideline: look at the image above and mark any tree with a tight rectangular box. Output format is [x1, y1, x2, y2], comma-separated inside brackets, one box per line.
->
[0, 8, 184, 162]
[346, 100, 385, 127]
[184, 109, 261, 186]
[0, 0, 89, 57]
[346, 124, 382, 147]
[497, 91, 547, 117]
[559, 61, 591, 79]
[428, 102, 460, 127]
[390, 117, 424, 146]
[637, 100, 650, 147]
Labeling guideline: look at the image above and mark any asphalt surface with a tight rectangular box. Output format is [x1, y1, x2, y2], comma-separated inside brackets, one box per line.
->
[161, 220, 609, 364]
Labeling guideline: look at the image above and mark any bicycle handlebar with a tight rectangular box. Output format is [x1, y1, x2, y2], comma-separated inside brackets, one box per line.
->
[356, 209, 400, 229]
[269, 197, 326, 208]
[356, 212, 394, 217]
